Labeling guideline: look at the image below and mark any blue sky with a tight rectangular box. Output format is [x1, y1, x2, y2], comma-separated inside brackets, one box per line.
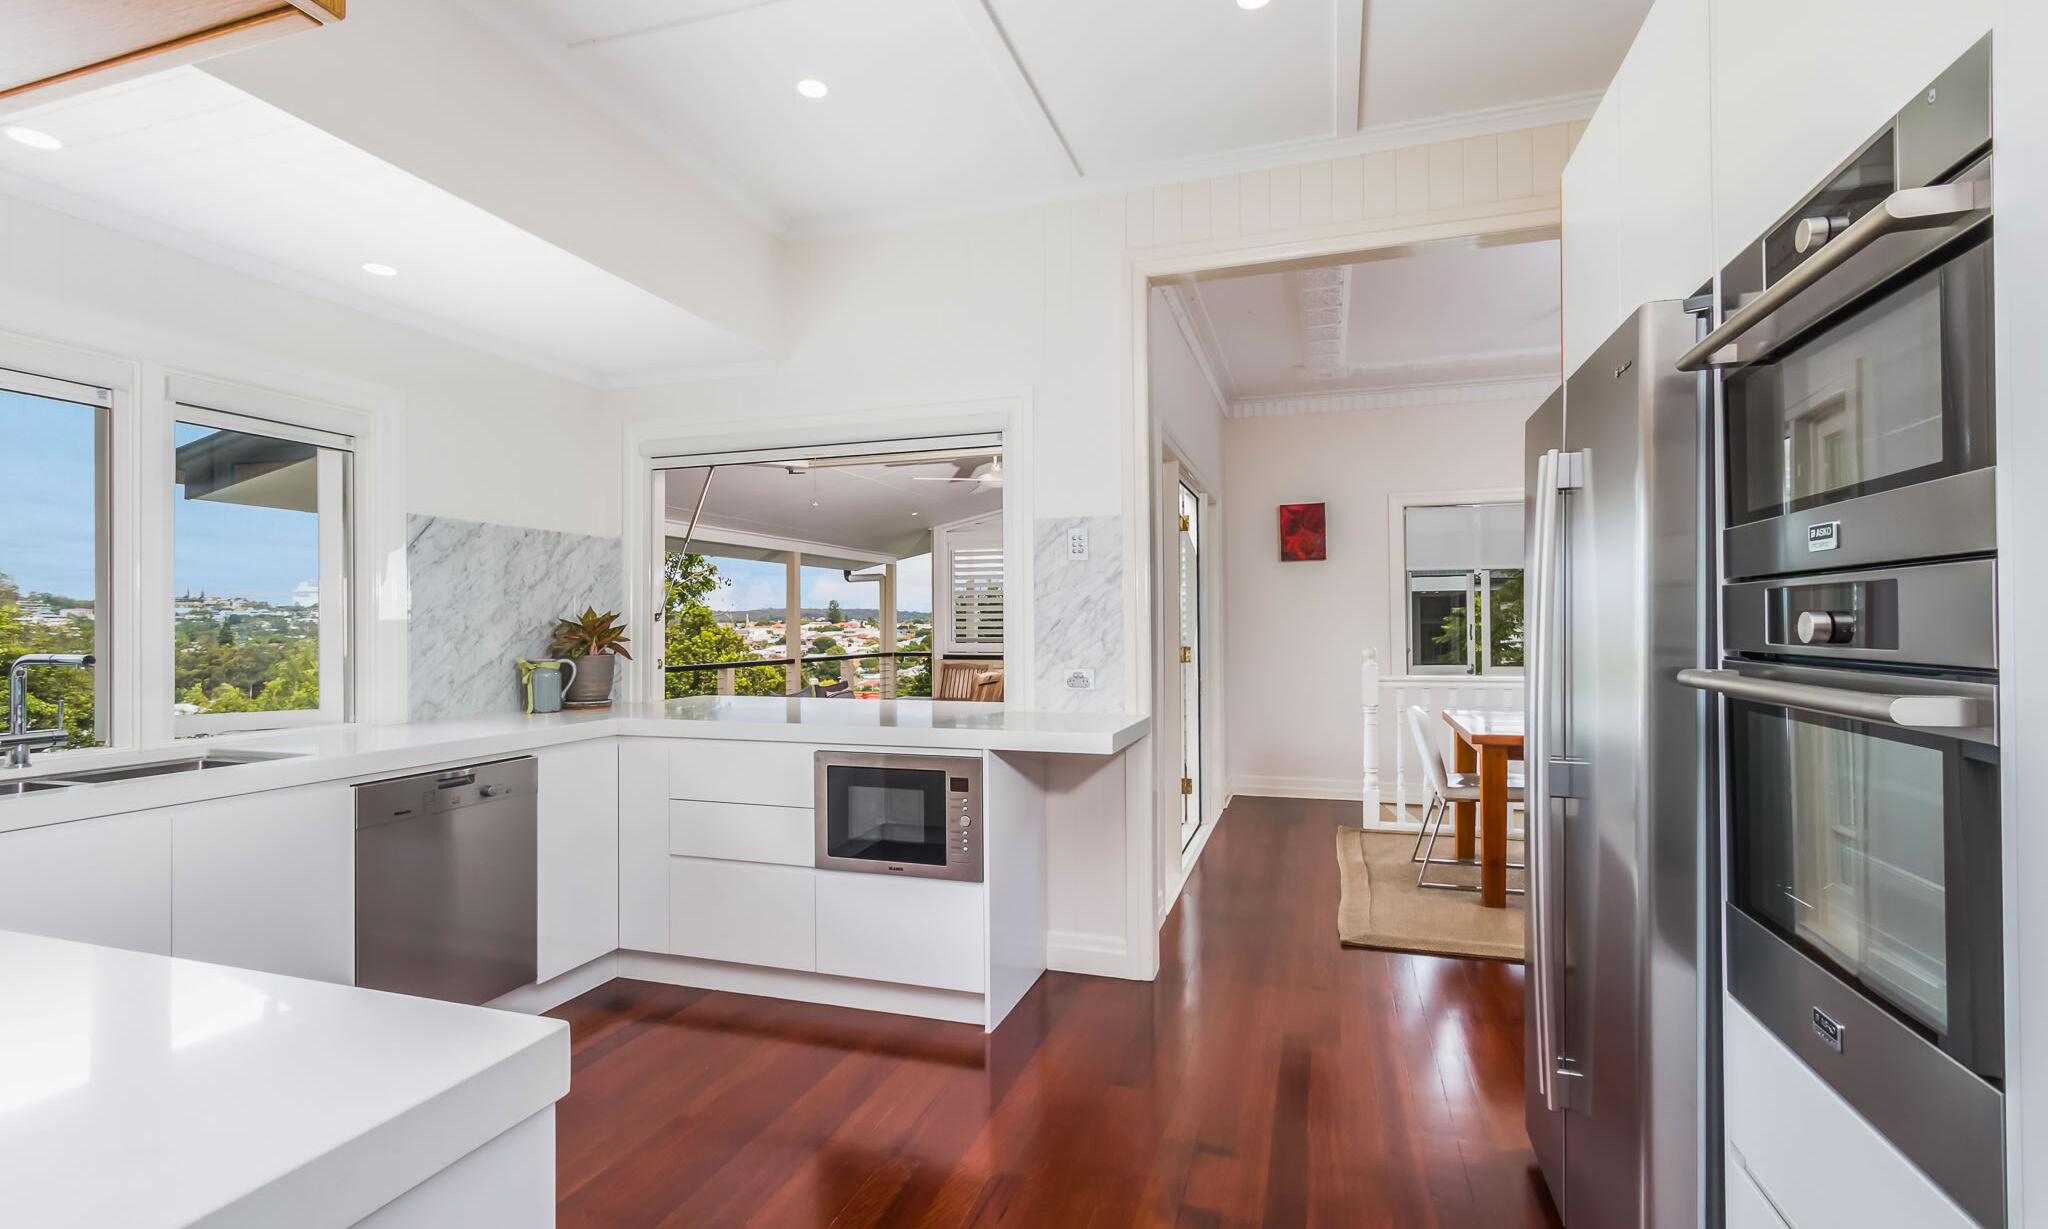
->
[704, 553, 932, 617]
[0, 390, 319, 604]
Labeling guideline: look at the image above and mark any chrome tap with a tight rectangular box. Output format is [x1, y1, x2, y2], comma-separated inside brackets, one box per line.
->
[5, 653, 95, 769]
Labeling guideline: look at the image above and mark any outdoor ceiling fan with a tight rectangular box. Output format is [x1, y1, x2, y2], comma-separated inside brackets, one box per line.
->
[910, 456, 1002, 486]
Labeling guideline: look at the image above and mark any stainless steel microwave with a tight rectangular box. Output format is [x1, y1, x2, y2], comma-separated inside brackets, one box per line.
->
[814, 751, 983, 883]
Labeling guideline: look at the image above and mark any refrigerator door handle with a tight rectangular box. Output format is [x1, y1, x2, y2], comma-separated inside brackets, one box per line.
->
[1527, 447, 1568, 1112]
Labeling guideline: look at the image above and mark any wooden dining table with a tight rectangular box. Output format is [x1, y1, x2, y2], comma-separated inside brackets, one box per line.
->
[1441, 708, 1525, 909]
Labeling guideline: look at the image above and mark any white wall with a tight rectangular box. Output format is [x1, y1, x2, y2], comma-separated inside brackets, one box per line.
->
[1147, 290, 1225, 486]
[1219, 399, 1532, 798]
[0, 191, 619, 539]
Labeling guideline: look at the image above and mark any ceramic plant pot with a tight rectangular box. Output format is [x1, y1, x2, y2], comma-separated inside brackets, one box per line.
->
[562, 653, 616, 708]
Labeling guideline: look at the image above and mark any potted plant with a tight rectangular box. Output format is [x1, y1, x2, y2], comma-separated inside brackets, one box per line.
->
[550, 607, 631, 708]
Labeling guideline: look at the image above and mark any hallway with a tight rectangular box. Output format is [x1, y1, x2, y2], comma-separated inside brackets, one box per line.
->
[549, 795, 1557, 1228]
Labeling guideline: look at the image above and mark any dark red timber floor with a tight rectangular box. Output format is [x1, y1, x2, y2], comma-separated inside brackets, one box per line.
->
[548, 794, 1559, 1228]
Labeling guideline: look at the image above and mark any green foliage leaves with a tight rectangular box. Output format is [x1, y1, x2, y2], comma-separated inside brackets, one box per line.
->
[551, 607, 632, 660]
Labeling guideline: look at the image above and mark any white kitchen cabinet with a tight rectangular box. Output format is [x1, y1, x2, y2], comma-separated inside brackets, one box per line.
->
[1724, 998, 1976, 1229]
[171, 784, 353, 982]
[0, 811, 171, 954]
[535, 739, 619, 983]
[1727, 1156, 1795, 1229]
[1708, 0, 1990, 271]
[668, 857, 815, 972]
[814, 872, 983, 993]
[617, 739, 670, 953]
[1560, 0, 1713, 374]
[669, 741, 812, 808]
[668, 800, 812, 867]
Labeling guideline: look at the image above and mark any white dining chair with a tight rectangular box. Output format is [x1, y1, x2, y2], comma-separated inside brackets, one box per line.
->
[1406, 705, 1526, 893]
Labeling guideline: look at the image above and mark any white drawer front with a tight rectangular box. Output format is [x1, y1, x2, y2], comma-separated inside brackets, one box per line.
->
[1724, 999, 1979, 1229]
[668, 857, 815, 972]
[814, 871, 983, 993]
[669, 800, 813, 866]
[1727, 1154, 1795, 1229]
[669, 741, 814, 808]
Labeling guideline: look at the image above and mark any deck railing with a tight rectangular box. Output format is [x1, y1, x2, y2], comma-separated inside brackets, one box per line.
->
[1361, 648, 1524, 829]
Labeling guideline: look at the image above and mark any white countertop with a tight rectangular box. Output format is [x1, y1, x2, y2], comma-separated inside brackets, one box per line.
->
[0, 930, 567, 1229]
[0, 697, 1148, 834]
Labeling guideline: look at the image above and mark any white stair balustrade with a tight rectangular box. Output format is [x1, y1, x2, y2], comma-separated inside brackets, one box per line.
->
[1361, 665, 1524, 831]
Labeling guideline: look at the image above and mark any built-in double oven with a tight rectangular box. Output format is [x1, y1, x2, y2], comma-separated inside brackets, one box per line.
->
[1679, 35, 2002, 1229]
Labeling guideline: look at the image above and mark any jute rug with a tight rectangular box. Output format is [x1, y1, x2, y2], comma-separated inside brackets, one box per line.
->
[1335, 826, 1525, 962]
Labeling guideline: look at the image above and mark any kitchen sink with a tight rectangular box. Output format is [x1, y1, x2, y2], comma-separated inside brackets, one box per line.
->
[0, 779, 77, 796]
[1, 749, 302, 794]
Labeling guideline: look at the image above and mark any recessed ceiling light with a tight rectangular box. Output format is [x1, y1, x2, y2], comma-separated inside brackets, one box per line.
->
[4, 126, 63, 151]
[796, 78, 829, 99]
[361, 262, 399, 278]
[1237, 0, 1271, 8]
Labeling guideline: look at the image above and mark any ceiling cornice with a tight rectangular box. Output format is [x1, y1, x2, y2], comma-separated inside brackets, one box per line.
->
[1229, 375, 1560, 419]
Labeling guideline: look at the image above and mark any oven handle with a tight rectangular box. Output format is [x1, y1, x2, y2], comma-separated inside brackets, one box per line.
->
[1676, 668, 1986, 729]
[1675, 178, 1989, 372]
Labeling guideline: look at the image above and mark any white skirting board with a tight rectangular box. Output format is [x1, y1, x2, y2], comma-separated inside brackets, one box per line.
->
[488, 949, 991, 1028]
[1227, 775, 1367, 802]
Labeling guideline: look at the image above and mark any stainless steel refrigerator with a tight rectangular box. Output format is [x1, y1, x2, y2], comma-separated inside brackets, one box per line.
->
[1524, 301, 1714, 1229]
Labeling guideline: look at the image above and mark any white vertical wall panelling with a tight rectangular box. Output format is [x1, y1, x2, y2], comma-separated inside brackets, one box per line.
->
[1995, 4, 2045, 1223]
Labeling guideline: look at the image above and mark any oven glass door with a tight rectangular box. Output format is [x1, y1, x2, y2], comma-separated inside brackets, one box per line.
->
[1726, 696, 2000, 1074]
[1725, 236, 1993, 527]
[822, 764, 948, 867]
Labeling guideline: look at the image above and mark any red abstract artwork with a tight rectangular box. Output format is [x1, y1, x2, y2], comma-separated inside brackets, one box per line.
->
[1278, 503, 1326, 562]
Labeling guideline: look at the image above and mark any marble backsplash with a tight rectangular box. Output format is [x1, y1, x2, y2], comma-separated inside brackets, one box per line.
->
[407, 514, 624, 722]
[1033, 515, 1124, 713]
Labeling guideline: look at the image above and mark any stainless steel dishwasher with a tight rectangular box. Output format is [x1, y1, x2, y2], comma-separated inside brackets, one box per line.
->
[354, 757, 537, 1005]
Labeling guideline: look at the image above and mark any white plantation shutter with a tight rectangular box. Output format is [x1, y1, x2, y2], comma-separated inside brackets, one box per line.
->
[937, 513, 1004, 652]
[950, 545, 1004, 648]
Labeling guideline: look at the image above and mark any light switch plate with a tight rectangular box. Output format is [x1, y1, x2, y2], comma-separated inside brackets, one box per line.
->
[1063, 668, 1095, 691]
[1067, 526, 1089, 561]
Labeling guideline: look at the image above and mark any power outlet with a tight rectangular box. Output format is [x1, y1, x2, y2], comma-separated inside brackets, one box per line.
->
[1063, 668, 1095, 691]
[1067, 525, 1090, 561]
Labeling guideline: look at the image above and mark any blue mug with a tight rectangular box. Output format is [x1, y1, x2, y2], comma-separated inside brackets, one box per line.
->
[519, 658, 578, 714]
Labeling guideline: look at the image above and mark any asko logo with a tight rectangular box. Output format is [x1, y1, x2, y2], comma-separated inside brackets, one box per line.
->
[1806, 521, 1841, 552]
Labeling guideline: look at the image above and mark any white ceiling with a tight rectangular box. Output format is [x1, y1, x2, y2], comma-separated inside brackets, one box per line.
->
[664, 454, 1004, 562]
[470, 0, 1652, 235]
[0, 68, 770, 385]
[1165, 236, 1561, 413]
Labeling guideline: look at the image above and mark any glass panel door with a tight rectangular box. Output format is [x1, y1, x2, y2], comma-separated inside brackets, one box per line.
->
[1178, 483, 1202, 850]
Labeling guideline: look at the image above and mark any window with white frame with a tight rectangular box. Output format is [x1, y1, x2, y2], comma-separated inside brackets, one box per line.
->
[1404, 501, 1523, 675]
[0, 368, 114, 749]
[171, 405, 352, 734]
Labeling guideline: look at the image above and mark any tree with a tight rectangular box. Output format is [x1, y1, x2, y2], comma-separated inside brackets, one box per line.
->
[894, 624, 933, 697]
[825, 599, 843, 623]
[0, 571, 100, 747]
[663, 553, 785, 698]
